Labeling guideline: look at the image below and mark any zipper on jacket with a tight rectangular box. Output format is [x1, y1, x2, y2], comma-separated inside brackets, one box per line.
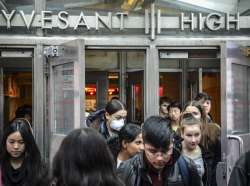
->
[158, 171, 161, 181]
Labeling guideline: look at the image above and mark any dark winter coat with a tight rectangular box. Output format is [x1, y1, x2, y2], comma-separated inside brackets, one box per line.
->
[228, 150, 250, 186]
[117, 152, 201, 186]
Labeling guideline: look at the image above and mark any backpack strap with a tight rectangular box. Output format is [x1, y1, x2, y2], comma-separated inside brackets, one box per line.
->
[177, 156, 190, 186]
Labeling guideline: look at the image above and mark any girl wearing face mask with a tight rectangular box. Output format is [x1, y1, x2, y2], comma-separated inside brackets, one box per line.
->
[0, 118, 48, 186]
[104, 99, 127, 138]
[86, 99, 127, 139]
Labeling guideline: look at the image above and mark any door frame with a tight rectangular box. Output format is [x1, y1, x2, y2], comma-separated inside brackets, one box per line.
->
[46, 39, 85, 162]
[221, 41, 250, 184]
[0, 46, 36, 147]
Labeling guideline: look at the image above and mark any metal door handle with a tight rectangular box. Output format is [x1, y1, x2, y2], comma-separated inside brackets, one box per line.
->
[227, 135, 244, 154]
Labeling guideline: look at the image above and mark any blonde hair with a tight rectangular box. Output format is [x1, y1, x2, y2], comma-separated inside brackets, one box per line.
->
[180, 113, 202, 134]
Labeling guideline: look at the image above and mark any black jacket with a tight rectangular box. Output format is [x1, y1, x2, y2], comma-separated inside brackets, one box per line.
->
[202, 139, 221, 186]
[86, 109, 110, 139]
[117, 152, 201, 186]
[228, 151, 250, 186]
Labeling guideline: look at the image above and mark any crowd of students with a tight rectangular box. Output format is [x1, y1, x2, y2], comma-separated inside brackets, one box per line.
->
[0, 92, 223, 186]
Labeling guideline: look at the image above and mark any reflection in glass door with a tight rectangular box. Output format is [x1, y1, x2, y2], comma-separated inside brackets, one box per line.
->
[0, 55, 33, 129]
[85, 50, 145, 124]
[127, 71, 144, 124]
[159, 49, 220, 124]
[159, 72, 181, 103]
[202, 71, 220, 124]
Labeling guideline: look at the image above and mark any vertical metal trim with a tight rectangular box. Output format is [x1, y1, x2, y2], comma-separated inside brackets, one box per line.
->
[145, 45, 159, 118]
[0, 68, 3, 138]
[157, 9, 161, 34]
[181, 60, 188, 106]
[150, 3, 155, 40]
[248, 67, 250, 131]
[35, 0, 45, 36]
[119, 51, 126, 104]
[34, 44, 45, 157]
[44, 56, 50, 163]
[145, 9, 149, 34]
[199, 67, 203, 92]
[48, 51, 55, 164]
[220, 41, 229, 186]
[78, 39, 85, 127]
[73, 40, 85, 128]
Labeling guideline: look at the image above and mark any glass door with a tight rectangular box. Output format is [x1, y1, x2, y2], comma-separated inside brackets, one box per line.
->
[0, 67, 3, 137]
[127, 71, 144, 124]
[46, 39, 85, 162]
[159, 49, 220, 123]
[224, 41, 250, 184]
[85, 71, 108, 111]
[85, 50, 145, 124]
[0, 50, 33, 134]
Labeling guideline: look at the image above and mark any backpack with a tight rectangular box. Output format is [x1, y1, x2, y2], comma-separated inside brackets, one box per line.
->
[177, 156, 190, 186]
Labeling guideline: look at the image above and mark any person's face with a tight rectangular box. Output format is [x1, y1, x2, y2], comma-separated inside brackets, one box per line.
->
[6, 131, 25, 159]
[160, 102, 170, 115]
[181, 124, 201, 151]
[202, 100, 211, 115]
[107, 109, 127, 122]
[144, 143, 173, 170]
[184, 106, 201, 120]
[124, 133, 144, 157]
[106, 109, 127, 131]
[169, 107, 181, 121]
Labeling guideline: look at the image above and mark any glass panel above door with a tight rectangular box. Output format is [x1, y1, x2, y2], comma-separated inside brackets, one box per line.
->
[47, 0, 150, 14]
[1, 0, 34, 12]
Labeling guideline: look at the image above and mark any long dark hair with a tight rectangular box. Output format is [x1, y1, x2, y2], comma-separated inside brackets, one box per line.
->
[107, 124, 142, 159]
[52, 128, 124, 186]
[105, 99, 126, 115]
[0, 118, 47, 186]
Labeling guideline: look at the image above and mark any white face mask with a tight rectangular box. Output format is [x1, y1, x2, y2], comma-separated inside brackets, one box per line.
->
[110, 119, 125, 131]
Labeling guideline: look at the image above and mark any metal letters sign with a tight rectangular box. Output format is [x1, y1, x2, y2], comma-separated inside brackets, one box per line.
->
[0, 4, 249, 40]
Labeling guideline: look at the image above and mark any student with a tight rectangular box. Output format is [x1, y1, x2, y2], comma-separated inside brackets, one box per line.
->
[0, 118, 48, 186]
[118, 116, 201, 186]
[15, 105, 32, 125]
[183, 101, 221, 186]
[180, 113, 207, 186]
[168, 101, 182, 132]
[51, 128, 124, 186]
[228, 150, 250, 186]
[194, 92, 213, 123]
[159, 96, 172, 119]
[107, 123, 143, 168]
[86, 99, 127, 139]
